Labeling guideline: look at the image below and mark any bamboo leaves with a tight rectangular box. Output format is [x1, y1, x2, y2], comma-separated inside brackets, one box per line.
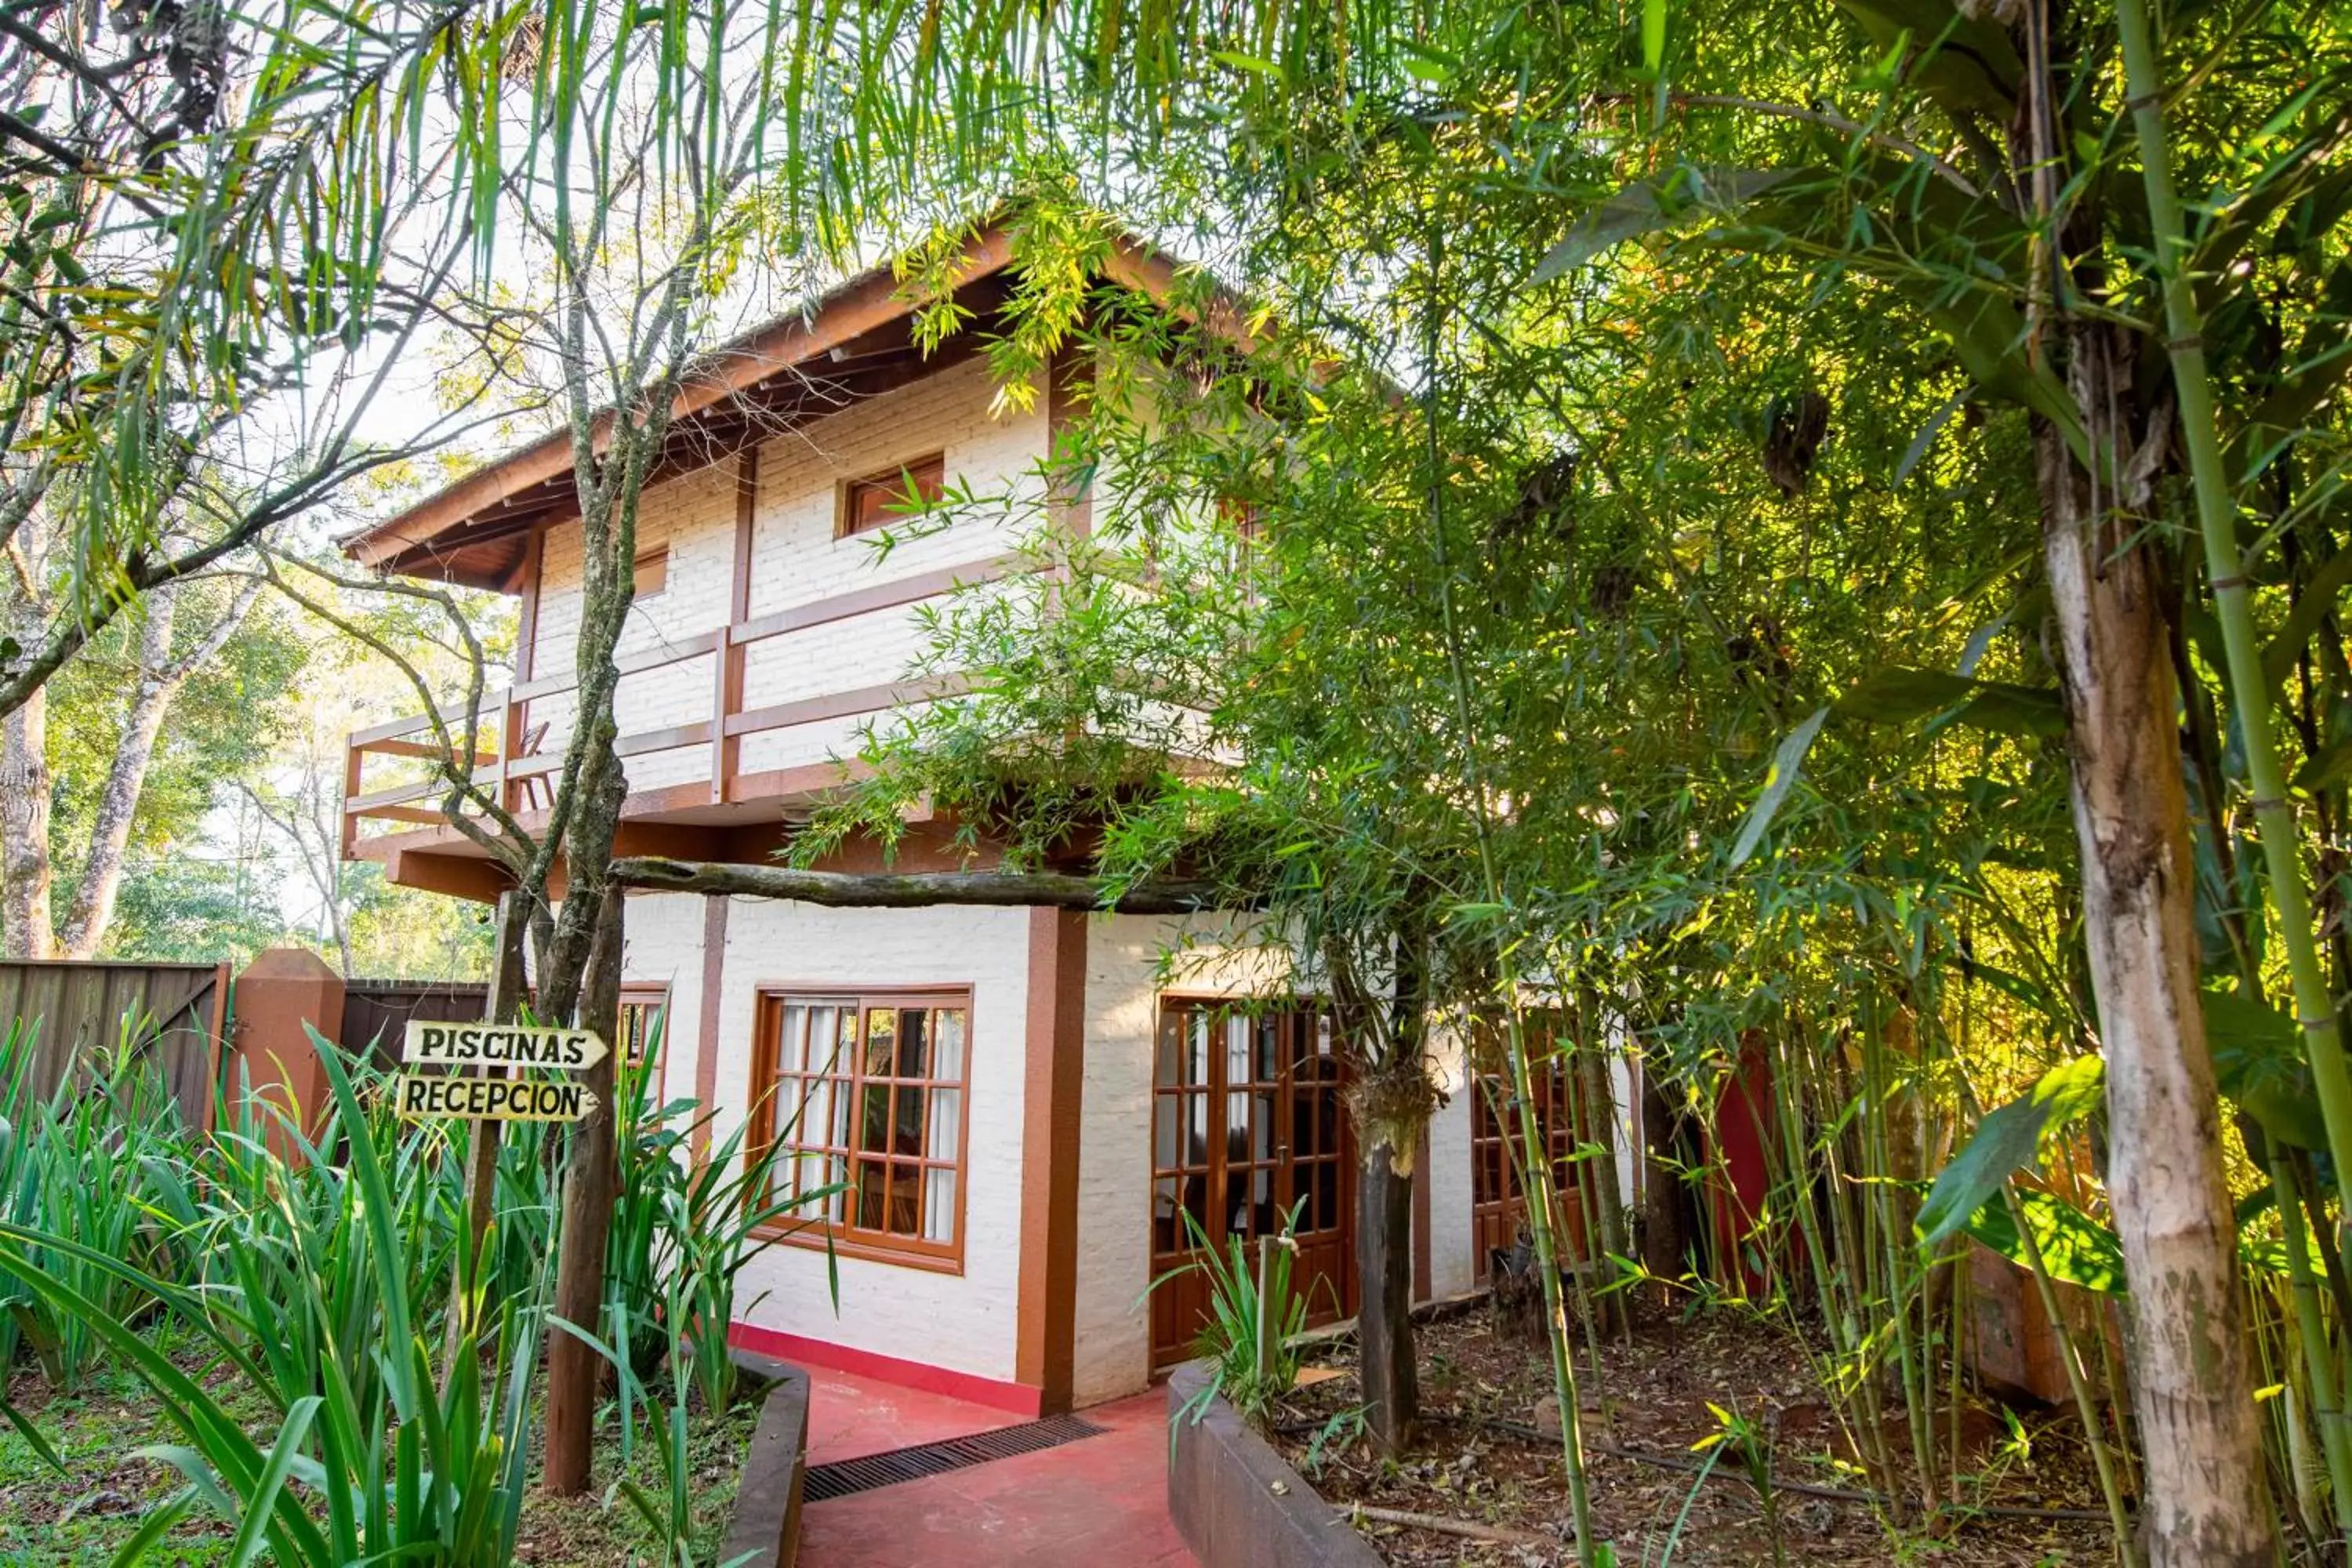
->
[1832, 666, 2063, 739]
[1965, 1189, 2129, 1296]
[1533, 167, 1798, 281]
[1728, 704, 1829, 866]
[1917, 1054, 2104, 1247]
[2203, 990, 2333, 1156]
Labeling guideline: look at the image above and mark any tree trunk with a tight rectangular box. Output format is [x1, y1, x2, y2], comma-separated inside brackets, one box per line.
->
[0, 677, 50, 960]
[543, 887, 624, 1496]
[1356, 1138, 1417, 1454]
[2039, 322, 2272, 1566]
[1638, 1039, 1690, 1291]
[1346, 910, 1438, 1457]
[57, 587, 177, 959]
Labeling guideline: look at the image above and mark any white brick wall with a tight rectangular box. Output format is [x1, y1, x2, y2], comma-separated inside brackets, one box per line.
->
[517, 357, 1048, 793]
[660, 896, 1037, 1385]
[1425, 1028, 1477, 1299]
[744, 357, 1045, 617]
[616, 891, 710, 1107]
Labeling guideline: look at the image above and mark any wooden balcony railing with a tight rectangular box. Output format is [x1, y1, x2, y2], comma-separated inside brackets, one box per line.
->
[339, 559, 1011, 857]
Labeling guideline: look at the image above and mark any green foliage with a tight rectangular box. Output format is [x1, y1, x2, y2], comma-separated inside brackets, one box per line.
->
[0, 1010, 789, 1562]
[1962, 1190, 2130, 1298]
[0, 1028, 543, 1565]
[603, 1014, 818, 1417]
[0, 1018, 194, 1389]
[1160, 1201, 1312, 1432]
[2204, 989, 2333, 1156]
[1917, 1055, 2105, 1247]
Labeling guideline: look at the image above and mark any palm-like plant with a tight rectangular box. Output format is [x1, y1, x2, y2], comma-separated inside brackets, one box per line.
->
[0, 1027, 543, 1565]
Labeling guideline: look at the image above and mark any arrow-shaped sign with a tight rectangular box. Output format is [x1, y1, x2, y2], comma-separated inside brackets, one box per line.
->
[394, 1073, 600, 1123]
[403, 1021, 607, 1071]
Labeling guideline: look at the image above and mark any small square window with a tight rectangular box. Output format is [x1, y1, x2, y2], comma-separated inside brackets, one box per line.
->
[633, 546, 670, 597]
[839, 456, 946, 538]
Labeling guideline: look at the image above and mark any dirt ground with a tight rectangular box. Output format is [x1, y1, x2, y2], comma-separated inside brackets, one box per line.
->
[1276, 1299, 2119, 1566]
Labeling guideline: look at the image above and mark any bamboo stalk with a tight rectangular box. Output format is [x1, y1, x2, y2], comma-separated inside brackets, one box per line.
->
[2097, 20, 2323, 1558]
[2114, 0, 2352, 1261]
[2274, 1156, 2352, 1542]
[1865, 996, 1937, 1510]
[2003, 1181, 2136, 1566]
[1417, 210, 1595, 1566]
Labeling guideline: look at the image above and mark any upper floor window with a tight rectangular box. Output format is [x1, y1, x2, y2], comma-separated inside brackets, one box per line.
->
[748, 988, 971, 1269]
[839, 455, 946, 538]
[632, 546, 670, 598]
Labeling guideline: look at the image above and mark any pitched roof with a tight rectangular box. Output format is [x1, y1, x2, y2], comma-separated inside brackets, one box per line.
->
[342, 221, 1242, 590]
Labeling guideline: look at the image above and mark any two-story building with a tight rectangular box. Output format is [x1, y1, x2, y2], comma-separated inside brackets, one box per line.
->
[339, 220, 1632, 1416]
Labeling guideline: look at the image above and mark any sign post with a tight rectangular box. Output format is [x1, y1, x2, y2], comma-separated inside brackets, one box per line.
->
[397, 1019, 608, 1126]
[545, 890, 626, 1497]
[401, 1020, 611, 1073]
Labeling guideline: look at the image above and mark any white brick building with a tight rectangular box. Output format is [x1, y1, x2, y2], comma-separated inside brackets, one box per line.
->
[337, 223, 1596, 1414]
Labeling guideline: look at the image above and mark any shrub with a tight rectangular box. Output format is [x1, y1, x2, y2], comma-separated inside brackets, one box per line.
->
[1157, 1199, 1311, 1431]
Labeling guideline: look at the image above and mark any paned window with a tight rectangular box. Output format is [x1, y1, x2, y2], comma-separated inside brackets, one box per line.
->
[1469, 1011, 1597, 1277]
[750, 989, 969, 1266]
[618, 985, 668, 1068]
[839, 456, 946, 537]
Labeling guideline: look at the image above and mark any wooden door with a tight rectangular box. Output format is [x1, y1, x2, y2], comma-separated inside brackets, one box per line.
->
[1469, 1014, 1600, 1282]
[1150, 1002, 1356, 1369]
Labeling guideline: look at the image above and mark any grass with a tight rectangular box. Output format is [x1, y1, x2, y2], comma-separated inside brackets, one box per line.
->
[0, 1323, 764, 1567]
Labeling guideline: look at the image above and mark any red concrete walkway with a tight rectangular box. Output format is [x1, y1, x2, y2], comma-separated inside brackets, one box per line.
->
[797, 1369, 1196, 1567]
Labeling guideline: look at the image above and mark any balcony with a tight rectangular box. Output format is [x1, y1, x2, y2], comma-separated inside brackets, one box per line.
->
[341, 587, 985, 870]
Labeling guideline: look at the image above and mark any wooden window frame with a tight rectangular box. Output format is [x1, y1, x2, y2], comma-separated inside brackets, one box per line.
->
[618, 983, 669, 1069]
[632, 545, 670, 597]
[837, 454, 946, 539]
[746, 984, 974, 1274]
[1469, 1012, 1594, 1280]
[1148, 993, 1357, 1367]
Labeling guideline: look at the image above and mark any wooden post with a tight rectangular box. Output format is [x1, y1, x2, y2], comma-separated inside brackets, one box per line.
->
[201, 958, 231, 1137]
[543, 887, 624, 1495]
[1255, 1234, 1278, 1379]
[452, 891, 528, 1338]
[712, 446, 757, 805]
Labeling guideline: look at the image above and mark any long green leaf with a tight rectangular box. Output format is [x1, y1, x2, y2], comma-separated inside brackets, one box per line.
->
[1918, 1055, 2104, 1245]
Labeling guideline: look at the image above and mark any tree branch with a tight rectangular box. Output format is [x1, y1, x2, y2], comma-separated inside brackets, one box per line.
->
[608, 855, 1241, 914]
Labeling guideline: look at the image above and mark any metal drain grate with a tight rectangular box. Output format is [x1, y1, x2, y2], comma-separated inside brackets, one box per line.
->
[803, 1414, 1108, 1501]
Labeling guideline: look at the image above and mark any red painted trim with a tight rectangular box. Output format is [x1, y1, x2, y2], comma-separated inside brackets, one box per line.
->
[727, 1322, 1044, 1418]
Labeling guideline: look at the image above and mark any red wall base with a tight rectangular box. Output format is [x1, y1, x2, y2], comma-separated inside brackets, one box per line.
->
[728, 1322, 1045, 1418]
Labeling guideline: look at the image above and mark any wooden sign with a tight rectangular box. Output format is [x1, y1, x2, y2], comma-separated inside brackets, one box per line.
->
[395, 1073, 599, 1123]
[403, 1021, 607, 1070]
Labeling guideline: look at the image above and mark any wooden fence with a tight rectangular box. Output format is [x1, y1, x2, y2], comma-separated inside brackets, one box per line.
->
[0, 956, 495, 1134]
[340, 978, 492, 1069]
[0, 959, 230, 1128]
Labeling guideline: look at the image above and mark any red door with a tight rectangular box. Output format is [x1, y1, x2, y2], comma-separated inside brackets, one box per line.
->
[1150, 1001, 1356, 1369]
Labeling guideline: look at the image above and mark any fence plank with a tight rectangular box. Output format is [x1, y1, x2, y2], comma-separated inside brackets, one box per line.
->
[0, 960, 225, 1126]
[340, 978, 494, 1070]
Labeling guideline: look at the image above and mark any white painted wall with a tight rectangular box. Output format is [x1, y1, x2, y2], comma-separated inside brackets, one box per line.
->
[615, 891, 711, 1108]
[522, 357, 1049, 793]
[1424, 1027, 1478, 1300]
[640, 895, 1038, 1386]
